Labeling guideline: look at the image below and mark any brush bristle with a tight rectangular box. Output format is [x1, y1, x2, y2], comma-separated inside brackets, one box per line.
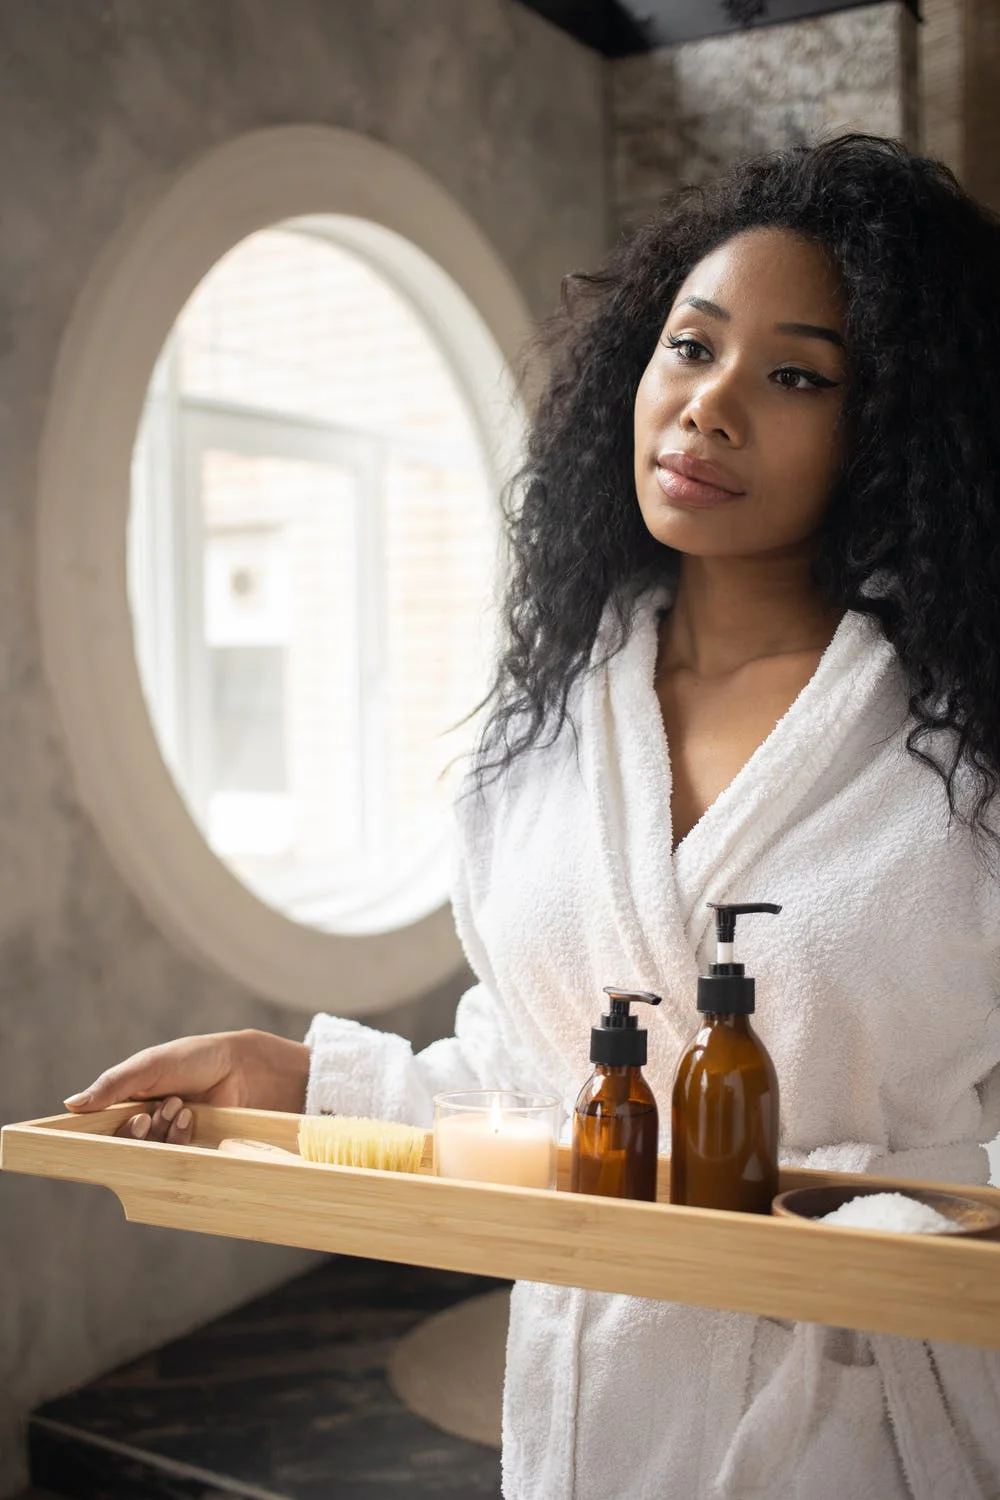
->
[297, 1115, 426, 1173]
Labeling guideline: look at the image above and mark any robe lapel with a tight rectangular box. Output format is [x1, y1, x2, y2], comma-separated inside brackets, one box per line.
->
[580, 591, 900, 1065]
[580, 586, 697, 1055]
[670, 608, 900, 957]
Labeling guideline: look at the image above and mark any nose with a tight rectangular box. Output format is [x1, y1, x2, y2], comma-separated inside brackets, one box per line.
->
[679, 368, 746, 447]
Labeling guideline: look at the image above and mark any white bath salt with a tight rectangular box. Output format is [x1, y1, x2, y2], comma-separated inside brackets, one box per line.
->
[819, 1191, 959, 1233]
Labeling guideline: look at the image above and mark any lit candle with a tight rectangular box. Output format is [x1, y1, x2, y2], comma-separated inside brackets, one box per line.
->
[434, 1091, 559, 1189]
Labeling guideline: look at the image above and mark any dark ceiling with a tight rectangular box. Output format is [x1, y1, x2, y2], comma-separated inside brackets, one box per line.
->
[514, 0, 921, 56]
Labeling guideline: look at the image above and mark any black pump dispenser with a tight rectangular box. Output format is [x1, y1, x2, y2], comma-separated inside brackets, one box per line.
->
[573, 985, 662, 1200]
[697, 903, 782, 1015]
[590, 986, 662, 1066]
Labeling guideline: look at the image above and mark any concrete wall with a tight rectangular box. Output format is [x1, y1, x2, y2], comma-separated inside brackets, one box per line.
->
[611, 2, 918, 233]
[920, 0, 964, 178]
[920, 0, 1000, 214]
[0, 2, 606, 1490]
[963, 0, 1000, 213]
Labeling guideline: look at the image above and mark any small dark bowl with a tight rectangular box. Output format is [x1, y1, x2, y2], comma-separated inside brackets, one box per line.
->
[772, 1184, 1000, 1238]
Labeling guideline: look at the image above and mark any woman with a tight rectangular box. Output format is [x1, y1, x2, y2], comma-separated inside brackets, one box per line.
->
[66, 135, 1000, 1497]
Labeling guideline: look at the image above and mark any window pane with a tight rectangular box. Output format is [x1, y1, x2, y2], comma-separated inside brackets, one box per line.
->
[210, 645, 286, 792]
[132, 221, 501, 932]
[384, 452, 496, 861]
[178, 228, 481, 450]
[199, 449, 363, 891]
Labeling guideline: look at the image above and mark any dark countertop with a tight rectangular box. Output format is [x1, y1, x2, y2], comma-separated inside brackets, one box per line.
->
[30, 1257, 508, 1500]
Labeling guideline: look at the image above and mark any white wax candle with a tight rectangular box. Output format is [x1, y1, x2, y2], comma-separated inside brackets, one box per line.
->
[435, 1109, 556, 1189]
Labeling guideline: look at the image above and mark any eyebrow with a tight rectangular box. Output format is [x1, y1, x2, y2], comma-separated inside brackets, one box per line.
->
[677, 296, 844, 349]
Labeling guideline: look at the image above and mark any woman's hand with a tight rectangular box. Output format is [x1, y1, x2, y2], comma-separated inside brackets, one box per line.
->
[62, 1029, 311, 1145]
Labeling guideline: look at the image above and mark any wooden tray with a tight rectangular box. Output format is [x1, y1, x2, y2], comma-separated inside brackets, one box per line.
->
[5, 1102, 1000, 1349]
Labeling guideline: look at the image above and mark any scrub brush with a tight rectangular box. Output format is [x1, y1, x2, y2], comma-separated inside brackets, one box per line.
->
[217, 1114, 427, 1174]
[299, 1114, 426, 1171]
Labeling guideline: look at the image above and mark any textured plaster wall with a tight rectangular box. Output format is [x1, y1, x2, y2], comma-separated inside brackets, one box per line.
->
[920, 0, 965, 178]
[934, 0, 1000, 214]
[964, 0, 1000, 213]
[611, 2, 918, 232]
[916, 0, 1000, 218]
[0, 1, 606, 1491]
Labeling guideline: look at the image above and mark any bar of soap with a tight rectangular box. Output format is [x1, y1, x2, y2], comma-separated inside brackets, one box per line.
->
[819, 1191, 958, 1233]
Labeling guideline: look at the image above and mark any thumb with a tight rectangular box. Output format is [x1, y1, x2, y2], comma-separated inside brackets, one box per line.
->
[64, 1047, 169, 1111]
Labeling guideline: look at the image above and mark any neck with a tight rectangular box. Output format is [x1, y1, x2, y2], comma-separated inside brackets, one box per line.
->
[659, 549, 843, 680]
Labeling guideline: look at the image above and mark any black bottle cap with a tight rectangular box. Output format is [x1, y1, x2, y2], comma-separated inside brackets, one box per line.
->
[697, 902, 782, 1015]
[591, 986, 661, 1066]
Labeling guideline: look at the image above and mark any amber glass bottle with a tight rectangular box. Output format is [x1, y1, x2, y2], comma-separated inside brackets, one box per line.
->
[670, 903, 782, 1215]
[571, 987, 661, 1201]
[670, 1012, 778, 1214]
[572, 1064, 659, 1200]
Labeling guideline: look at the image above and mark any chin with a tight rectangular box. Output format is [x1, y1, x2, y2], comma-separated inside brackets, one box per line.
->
[638, 503, 745, 556]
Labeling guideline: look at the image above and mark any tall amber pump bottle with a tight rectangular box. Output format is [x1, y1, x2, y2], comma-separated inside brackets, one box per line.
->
[670, 902, 782, 1215]
[571, 987, 661, 1201]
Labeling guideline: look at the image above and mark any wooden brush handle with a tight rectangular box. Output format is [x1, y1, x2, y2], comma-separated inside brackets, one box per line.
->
[216, 1137, 305, 1163]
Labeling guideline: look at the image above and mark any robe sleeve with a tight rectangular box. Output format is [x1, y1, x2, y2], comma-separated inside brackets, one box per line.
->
[780, 1005, 1000, 1180]
[975, 1056, 1000, 1142]
[303, 979, 545, 1126]
[302, 784, 558, 1126]
[779, 1135, 993, 1182]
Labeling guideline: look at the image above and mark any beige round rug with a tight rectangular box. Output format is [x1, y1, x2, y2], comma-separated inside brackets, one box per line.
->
[387, 1287, 511, 1450]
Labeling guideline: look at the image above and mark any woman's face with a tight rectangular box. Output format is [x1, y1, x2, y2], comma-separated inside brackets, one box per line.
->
[633, 227, 847, 558]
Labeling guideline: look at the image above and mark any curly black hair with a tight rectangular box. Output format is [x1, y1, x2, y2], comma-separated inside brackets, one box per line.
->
[467, 133, 1000, 860]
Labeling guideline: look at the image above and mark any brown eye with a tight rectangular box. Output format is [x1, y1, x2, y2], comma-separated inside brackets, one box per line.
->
[772, 367, 839, 392]
[664, 335, 709, 361]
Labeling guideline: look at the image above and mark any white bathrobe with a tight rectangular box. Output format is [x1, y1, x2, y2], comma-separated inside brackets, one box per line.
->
[305, 584, 1000, 1499]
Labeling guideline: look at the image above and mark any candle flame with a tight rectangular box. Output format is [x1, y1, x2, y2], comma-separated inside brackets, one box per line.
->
[490, 1095, 503, 1135]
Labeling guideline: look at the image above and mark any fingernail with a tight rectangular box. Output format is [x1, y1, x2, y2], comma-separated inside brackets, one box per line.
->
[131, 1115, 151, 1139]
[161, 1098, 181, 1123]
[176, 1108, 192, 1131]
[63, 1092, 92, 1108]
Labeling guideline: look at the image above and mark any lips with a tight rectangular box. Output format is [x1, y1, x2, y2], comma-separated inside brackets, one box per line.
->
[656, 451, 746, 495]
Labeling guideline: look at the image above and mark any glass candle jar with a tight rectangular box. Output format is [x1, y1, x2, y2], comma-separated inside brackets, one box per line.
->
[433, 1090, 560, 1189]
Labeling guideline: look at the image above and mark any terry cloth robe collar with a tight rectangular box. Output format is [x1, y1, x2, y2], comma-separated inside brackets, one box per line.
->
[579, 583, 901, 1054]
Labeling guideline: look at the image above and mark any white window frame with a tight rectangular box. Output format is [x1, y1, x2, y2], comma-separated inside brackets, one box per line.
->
[135, 243, 494, 926]
[37, 125, 528, 1016]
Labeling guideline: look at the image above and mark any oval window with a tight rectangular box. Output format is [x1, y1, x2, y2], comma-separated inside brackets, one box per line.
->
[129, 219, 500, 935]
